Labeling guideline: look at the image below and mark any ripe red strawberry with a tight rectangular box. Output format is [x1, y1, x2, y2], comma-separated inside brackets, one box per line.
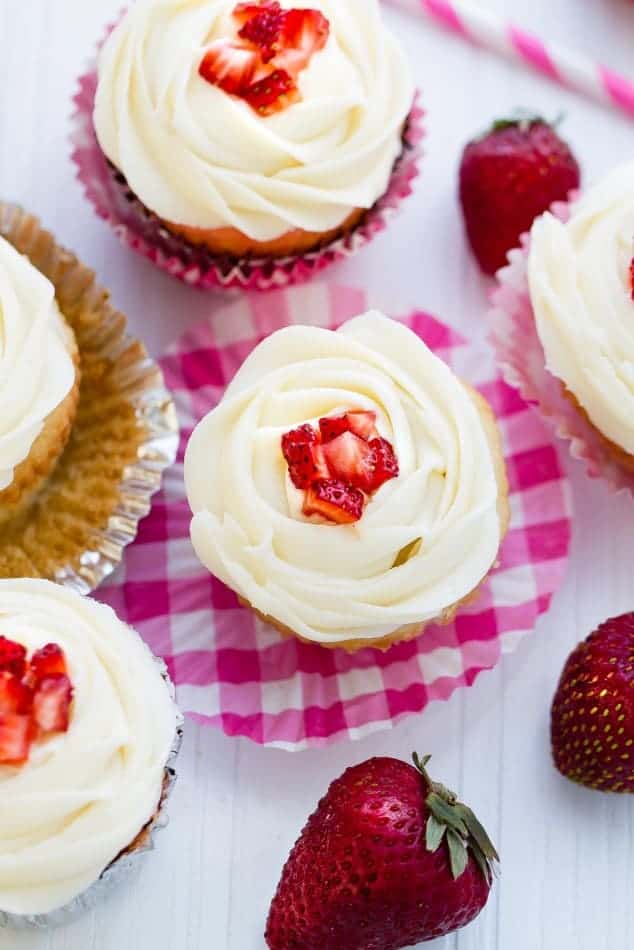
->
[0, 672, 33, 715]
[277, 8, 329, 74]
[322, 432, 376, 492]
[281, 424, 329, 489]
[369, 437, 400, 491]
[32, 674, 73, 735]
[551, 613, 634, 793]
[199, 41, 259, 96]
[266, 754, 498, 949]
[0, 713, 32, 765]
[0, 636, 27, 678]
[459, 117, 580, 275]
[29, 642, 68, 685]
[319, 410, 378, 444]
[303, 479, 365, 524]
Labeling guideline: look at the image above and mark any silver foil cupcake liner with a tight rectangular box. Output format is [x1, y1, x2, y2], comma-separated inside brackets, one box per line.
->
[0, 660, 184, 930]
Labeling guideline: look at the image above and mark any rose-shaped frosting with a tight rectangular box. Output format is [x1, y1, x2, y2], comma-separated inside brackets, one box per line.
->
[0, 579, 178, 916]
[185, 312, 503, 645]
[0, 237, 75, 491]
[528, 162, 634, 454]
[93, 0, 415, 241]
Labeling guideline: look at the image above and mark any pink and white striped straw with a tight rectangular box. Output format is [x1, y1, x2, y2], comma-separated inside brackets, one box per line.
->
[386, 0, 634, 122]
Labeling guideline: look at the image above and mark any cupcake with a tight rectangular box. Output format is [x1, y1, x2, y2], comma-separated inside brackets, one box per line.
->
[0, 579, 181, 925]
[82, 0, 419, 288]
[526, 162, 634, 471]
[0, 236, 80, 527]
[0, 203, 177, 588]
[184, 312, 510, 651]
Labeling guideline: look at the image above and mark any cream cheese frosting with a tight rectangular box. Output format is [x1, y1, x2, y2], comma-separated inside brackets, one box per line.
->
[93, 0, 415, 241]
[0, 579, 178, 916]
[0, 237, 75, 492]
[185, 312, 503, 645]
[528, 162, 634, 455]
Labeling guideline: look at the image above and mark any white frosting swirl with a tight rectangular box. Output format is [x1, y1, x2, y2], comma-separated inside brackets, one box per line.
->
[0, 579, 177, 916]
[0, 237, 75, 491]
[528, 162, 634, 454]
[93, 0, 415, 241]
[185, 312, 502, 645]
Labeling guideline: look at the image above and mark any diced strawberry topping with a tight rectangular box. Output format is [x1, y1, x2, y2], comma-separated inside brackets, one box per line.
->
[303, 479, 364, 524]
[369, 437, 400, 491]
[199, 41, 259, 96]
[319, 411, 378, 444]
[244, 69, 296, 115]
[0, 672, 33, 715]
[200, 2, 330, 114]
[0, 636, 27, 678]
[322, 432, 377, 493]
[29, 643, 68, 685]
[237, 1, 285, 62]
[0, 714, 32, 765]
[32, 674, 73, 735]
[282, 424, 328, 488]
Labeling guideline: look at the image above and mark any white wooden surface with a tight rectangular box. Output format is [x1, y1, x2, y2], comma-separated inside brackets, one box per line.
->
[1, 1, 634, 947]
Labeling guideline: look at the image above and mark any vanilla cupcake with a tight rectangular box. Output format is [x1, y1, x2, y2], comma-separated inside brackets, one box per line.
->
[527, 162, 634, 471]
[0, 237, 79, 526]
[185, 312, 509, 651]
[0, 579, 180, 925]
[90, 0, 417, 275]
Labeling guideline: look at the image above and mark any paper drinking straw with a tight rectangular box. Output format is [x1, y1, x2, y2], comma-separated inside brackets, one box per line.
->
[385, 0, 634, 121]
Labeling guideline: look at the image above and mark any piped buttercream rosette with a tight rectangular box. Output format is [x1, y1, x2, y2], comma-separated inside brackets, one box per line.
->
[185, 312, 509, 648]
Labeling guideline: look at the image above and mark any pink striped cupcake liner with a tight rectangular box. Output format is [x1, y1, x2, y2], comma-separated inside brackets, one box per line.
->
[69, 16, 424, 292]
[490, 197, 634, 498]
[95, 283, 572, 750]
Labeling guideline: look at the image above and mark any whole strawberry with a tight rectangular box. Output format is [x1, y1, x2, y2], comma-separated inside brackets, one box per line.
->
[265, 754, 498, 949]
[551, 614, 634, 793]
[459, 116, 580, 275]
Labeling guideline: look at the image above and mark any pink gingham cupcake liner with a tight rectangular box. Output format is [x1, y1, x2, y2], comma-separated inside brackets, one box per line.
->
[69, 18, 424, 292]
[95, 283, 573, 750]
[490, 197, 634, 498]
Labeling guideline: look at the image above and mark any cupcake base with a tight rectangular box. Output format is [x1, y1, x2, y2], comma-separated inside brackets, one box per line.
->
[241, 385, 510, 653]
[0, 204, 178, 591]
[0, 320, 80, 528]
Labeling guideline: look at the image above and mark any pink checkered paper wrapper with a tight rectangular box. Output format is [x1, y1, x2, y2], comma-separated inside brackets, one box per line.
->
[490, 196, 634, 498]
[69, 18, 424, 292]
[96, 284, 573, 750]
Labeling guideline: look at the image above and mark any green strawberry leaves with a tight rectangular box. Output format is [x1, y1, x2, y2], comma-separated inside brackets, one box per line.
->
[413, 753, 500, 884]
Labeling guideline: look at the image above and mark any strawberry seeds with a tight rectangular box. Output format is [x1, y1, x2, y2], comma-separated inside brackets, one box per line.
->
[199, 2, 330, 116]
[0, 637, 73, 766]
[281, 411, 399, 524]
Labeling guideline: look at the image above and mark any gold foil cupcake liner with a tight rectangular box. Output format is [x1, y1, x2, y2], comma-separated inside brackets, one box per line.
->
[0, 660, 184, 931]
[0, 203, 179, 591]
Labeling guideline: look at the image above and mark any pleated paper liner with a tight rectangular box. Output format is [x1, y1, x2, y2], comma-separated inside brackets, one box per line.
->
[0, 204, 179, 592]
[490, 196, 634, 498]
[70, 16, 425, 292]
[0, 660, 184, 931]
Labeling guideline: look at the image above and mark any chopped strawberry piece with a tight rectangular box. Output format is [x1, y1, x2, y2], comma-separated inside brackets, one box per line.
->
[322, 432, 377, 492]
[199, 41, 259, 96]
[0, 713, 32, 765]
[0, 673, 33, 715]
[369, 437, 400, 491]
[319, 411, 378, 444]
[0, 637, 27, 678]
[303, 479, 364, 524]
[244, 69, 296, 114]
[277, 8, 330, 73]
[29, 643, 68, 685]
[281, 424, 328, 488]
[32, 674, 73, 735]
[237, 1, 285, 62]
